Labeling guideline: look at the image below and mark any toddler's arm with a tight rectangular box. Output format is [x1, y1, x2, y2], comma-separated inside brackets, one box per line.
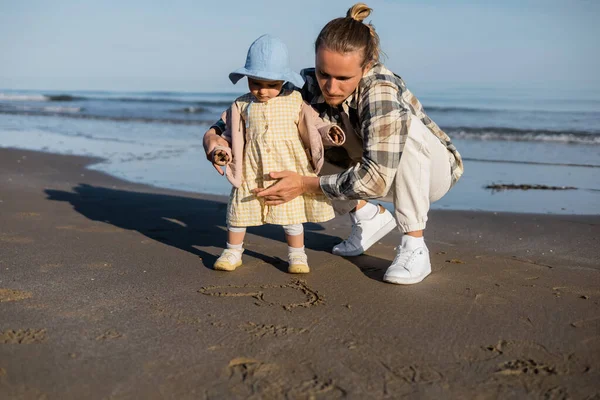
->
[210, 104, 237, 166]
[298, 102, 347, 174]
[300, 102, 346, 148]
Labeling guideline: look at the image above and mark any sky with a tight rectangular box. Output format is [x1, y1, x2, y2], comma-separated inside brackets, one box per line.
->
[1, 0, 599, 92]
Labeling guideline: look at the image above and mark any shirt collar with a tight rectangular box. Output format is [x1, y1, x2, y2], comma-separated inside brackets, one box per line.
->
[343, 63, 380, 111]
[344, 88, 359, 112]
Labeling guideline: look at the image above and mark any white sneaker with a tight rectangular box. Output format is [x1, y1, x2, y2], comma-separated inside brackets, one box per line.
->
[332, 205, 396, 256]
[288, 252, 310, 274]
[383, 237, 431, 285]
[214, 249, 243, 271]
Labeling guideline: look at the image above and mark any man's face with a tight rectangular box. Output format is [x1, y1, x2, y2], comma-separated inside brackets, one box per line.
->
[248, 78, 284, 102]
[315, 47, 366, 106]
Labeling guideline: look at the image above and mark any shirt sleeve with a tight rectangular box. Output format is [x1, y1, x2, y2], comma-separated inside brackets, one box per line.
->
[319, 81, 409, 200]
[210, 108, 229, 135]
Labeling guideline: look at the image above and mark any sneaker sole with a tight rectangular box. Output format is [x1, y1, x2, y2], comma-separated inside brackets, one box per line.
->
[333, 217, 397, 257]
[383, 270, 431, 285]
[214, 260, 242, 271]
[288, 264, 310, 274]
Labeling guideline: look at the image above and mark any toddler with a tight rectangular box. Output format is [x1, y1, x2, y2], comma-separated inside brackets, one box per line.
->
[211, 34, 344, 274]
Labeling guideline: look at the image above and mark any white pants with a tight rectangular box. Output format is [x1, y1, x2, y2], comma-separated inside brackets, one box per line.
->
[228, 224, 304, 236]
[322, 115, 453, 232]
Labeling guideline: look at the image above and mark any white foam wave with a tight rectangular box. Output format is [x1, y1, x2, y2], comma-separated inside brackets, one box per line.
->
[0, 93, 48, 102]
[0, 104, 83, 113]
[451, 130, 600, 145]
[40, 106, 83, 113]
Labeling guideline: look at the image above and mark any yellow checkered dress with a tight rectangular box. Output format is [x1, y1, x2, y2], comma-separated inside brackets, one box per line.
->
[227, 90, 335, 227]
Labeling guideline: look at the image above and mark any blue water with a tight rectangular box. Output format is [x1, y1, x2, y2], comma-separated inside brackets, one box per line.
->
[1, 87, 599, 214]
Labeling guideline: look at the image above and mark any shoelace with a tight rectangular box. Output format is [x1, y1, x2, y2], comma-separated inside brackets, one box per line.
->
[219, 249, 241, 264]
[392, 247, 413, 271]
[339, 223, 361, 249]
[289, 253, 307, 265]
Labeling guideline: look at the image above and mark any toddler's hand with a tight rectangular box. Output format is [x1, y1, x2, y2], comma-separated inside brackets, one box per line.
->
[328, 126, 344, 145]
[213, 149, 231, 166]
[203, 128, 230, 175]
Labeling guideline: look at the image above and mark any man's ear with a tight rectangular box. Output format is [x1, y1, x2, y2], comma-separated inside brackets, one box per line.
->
[362, 60, 374, 75]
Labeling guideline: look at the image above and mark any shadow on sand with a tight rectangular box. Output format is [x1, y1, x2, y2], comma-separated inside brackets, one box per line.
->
[45, 184, 392, 280]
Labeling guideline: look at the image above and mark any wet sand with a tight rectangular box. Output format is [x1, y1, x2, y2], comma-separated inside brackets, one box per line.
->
[0, 148, 599, 399]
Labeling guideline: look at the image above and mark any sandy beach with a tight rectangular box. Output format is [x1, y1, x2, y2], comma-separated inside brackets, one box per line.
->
[0, 147, 599, 399]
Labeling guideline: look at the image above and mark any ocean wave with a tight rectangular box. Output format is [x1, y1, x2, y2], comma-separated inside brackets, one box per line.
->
[0, 93, 85, 102]
[0, 104, 83, 113]
[40, 106, 83, 113]
[462, 157, 600, 168]
[45, 94, 86, 101]
[427, 106, 495, 113]
[105, 97, 233, 107]
[0, 92, 235, 106]
[171, 106, 209, 114]
[0, 93, 48, 102]
[447, 127, 600, 145]
[0, 108, 214, 125]
[426, 105, 600, 115]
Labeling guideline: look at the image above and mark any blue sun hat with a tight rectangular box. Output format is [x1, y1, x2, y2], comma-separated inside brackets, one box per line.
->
[229, 34, 305, 88]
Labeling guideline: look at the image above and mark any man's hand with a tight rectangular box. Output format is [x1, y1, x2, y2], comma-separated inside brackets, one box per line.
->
[203, 128, 230, 175]
[254, 171, 322, 205]
[253, 171, 305, 205]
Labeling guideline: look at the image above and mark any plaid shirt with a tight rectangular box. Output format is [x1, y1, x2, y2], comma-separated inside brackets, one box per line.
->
[211, 63, 463, 201]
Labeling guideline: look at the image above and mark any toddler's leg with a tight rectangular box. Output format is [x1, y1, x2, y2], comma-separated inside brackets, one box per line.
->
[283, 224, 309, 274]
[227, 226, 246, 246]
[214, 226, 246, 271]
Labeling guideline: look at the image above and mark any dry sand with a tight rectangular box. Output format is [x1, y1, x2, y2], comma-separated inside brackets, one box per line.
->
[0, 148, 599, 399]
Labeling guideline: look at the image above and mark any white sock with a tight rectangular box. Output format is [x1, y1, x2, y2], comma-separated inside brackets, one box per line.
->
[401, 235, 425, 251]
[227, 242, 243, 250]
[225, 242, 244, 262]
[350, 202, 379, 223]
[288, 246, 305, 254]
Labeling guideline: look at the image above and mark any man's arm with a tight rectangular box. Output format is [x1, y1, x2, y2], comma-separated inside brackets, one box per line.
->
[256, 82, 409, 205]
[254, 172, 321, 206]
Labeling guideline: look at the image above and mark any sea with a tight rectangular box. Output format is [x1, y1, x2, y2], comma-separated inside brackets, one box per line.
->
[1, 87, 599, 215]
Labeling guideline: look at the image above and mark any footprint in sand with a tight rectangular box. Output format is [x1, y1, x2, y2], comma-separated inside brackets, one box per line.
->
[240, 322, 308, 338]
[15, 212, 41, 218]
[542, 386, 570, 400]
[95, 329, 123, 341]
[553, 286, 600, 299]
[571, 315, 600, 329]
[0, 235, 34, 244]
[198, 279, 324, 311]
[462, 339, 595, 380]
[0, 329, 47, 344]
[212, 358, 344, 399]
[0, 289, 32, 303]
[469, 339, 560, 362]
[495, 358, 557, 376]
[382, 363, 445, 385]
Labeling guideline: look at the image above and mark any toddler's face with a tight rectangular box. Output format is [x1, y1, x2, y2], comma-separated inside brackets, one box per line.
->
[248, 78, 284, 102]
